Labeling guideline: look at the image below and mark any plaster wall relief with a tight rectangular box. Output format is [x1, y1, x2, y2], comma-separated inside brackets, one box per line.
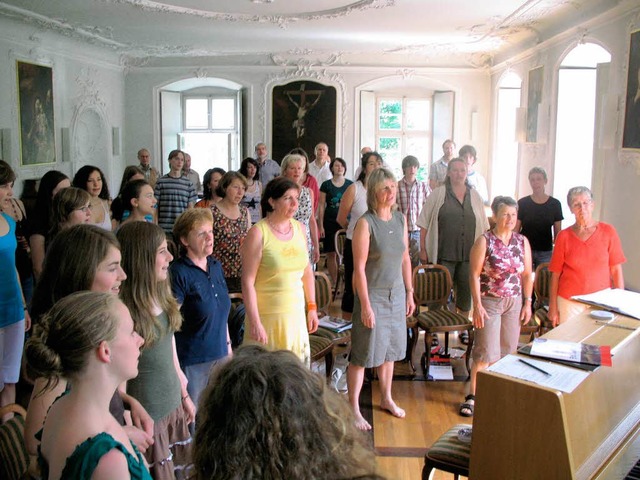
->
[70, 67, 112, 185]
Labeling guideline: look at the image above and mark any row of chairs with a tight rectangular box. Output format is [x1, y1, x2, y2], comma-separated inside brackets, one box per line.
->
[407, 262, 553, 380]
[330, 227, 554, 380]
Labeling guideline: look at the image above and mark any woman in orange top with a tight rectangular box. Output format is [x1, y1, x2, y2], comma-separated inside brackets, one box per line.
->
[548, 186, 625, 325]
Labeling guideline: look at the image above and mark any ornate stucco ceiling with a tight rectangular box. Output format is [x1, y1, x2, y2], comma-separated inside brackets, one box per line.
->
[0, 0, 623, 68]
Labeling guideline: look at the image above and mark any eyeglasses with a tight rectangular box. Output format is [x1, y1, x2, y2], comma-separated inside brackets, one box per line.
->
[77, 204, 92, 213]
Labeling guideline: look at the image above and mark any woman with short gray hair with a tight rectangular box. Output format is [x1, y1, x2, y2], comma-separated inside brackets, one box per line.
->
[548, 186, 625, 325]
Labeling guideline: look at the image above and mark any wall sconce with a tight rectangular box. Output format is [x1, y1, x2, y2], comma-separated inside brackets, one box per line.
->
[112, 127, 121, 156]
[61, 127, 70, 162]
[470, 111, 478, 142]
[1, 129, 11, 161]
[515, 107, 527, 143]
[536, 102, 549, 145]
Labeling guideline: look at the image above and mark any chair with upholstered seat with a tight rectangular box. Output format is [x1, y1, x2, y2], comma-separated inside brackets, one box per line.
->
[532, 262, 554, 335]
[309, 272, 344, 377]
[332, 229, 347, 301]
[228, 292, 245, 349]
[412, 264, 474, 380]
[0, 403, 33, 480]
[422, 424, 472, 480]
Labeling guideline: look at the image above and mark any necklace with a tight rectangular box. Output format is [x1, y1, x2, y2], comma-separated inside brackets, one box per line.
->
[268, 219, 292, 235]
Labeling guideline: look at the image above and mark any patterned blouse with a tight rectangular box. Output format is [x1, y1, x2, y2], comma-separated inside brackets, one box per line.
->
[211, 204, 251, 281]
[293, 186, 313, 262]
[240, 181, 262, 224]
[480, 230, 525, 298]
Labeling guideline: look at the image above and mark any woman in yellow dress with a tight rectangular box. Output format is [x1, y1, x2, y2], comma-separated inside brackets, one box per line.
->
[241, 177, 318, 365]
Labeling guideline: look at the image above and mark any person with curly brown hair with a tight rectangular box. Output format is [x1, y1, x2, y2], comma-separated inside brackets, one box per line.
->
[193, 345, 384, 480]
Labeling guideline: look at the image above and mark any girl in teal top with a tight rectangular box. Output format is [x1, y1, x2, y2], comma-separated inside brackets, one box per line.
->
[25, 291, 150, 479]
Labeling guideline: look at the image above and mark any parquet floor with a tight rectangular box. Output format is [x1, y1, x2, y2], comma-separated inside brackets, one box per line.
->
[326, 295, 471, 480]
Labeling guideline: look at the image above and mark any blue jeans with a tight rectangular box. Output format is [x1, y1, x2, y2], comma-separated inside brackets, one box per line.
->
[531, 250, 552, 271]
[184, 356, 229, 409]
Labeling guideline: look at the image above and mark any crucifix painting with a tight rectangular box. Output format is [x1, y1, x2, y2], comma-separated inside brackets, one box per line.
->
[272, 80, 336, 163]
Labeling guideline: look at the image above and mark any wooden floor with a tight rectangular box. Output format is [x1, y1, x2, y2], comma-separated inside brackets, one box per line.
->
[363, 335, 471, 480]
[325, 290, 471, 480]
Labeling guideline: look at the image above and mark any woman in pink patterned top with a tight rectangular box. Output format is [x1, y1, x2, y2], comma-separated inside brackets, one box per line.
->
[211, 171, 251, 293]
[462, 196, 533, 417]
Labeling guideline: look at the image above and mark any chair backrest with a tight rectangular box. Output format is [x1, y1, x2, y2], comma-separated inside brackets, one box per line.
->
[334, 229, 346, 265]
[534, 262, 551, 308]
[228, 292, 245, 348]
[0, 404, 29, 480]
[314, 271, 333, 315]
[412, 264, 452, 310]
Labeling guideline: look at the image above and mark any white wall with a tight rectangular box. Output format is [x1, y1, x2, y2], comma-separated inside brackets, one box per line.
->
[489, 5, 640, 290]
[124, 66, 491, 180]
[0, 16, 125, 196]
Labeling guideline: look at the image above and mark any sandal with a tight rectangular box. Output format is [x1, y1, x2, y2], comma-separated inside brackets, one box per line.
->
[459, 331, 469, 345]
[431, 333, 439, 347]
[459, 394, 475, 417]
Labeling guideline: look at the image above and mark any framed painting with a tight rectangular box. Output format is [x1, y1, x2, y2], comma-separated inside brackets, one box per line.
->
[623, 29, 640, 149]
[272, 80, 336, 163]
[17, 61, 56, 165]
[526, 66, 544, 143]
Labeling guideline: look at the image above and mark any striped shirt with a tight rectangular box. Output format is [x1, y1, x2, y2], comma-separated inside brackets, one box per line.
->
[154, 175, 197, 234]
[397, 177, 430, 232]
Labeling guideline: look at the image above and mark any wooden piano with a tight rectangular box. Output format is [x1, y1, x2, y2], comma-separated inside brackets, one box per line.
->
[469, 308, 640, 479]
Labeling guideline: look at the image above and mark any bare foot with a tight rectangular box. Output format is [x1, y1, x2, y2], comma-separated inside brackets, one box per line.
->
[380, 400, 406, 419]
[354, 412, 372, 431]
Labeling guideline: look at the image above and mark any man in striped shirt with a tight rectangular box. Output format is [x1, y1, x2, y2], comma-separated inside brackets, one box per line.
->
[397, 155, 430, 267]
[154, 149, 197, 238]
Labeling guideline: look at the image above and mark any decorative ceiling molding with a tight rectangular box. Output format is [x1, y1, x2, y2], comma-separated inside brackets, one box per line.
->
[101, 0, 395, 29]
[270, 50, 347, 68]
[0, 2, 126, 50]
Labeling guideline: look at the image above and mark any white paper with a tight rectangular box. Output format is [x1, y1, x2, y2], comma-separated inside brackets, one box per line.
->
[487, 354, 590, 393]
[428, 365, 454, 380]
[572, 288, 640, 320]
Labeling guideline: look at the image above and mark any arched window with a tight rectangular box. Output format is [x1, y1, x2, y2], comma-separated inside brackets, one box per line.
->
[491, 71, 522, 200]
[553, 42, 611, 220]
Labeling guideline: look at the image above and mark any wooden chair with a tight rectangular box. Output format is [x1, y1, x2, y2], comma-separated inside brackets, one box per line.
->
[332, 229, 347, 301]
[533, 262, 554, 335]
[313, 271, 351, 346]
[422, 424, 471, 480]
[0, 403, 32, 480]
[412, 264, 474, 380]
[310, 271, 338, 379]
[228, 292, 245, 349]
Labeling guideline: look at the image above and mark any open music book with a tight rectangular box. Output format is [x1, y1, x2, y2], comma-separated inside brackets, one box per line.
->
[318, 316, 352, 333]
[572, 288, 640, 320]
[526, 338, 611, 367]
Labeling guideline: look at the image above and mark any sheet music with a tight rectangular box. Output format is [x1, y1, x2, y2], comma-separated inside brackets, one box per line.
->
[572, 288, 640, 320]
[487, 354, 590, 393]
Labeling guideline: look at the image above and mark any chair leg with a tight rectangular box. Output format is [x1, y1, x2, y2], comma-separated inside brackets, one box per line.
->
[325, 350, 334, 380]
[404, 325, 418, 371]
[464, 328, 474, 380]
[422, 462, 434, 480]
[333, 270, 343, 301]
[424, 343, 432, 380]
